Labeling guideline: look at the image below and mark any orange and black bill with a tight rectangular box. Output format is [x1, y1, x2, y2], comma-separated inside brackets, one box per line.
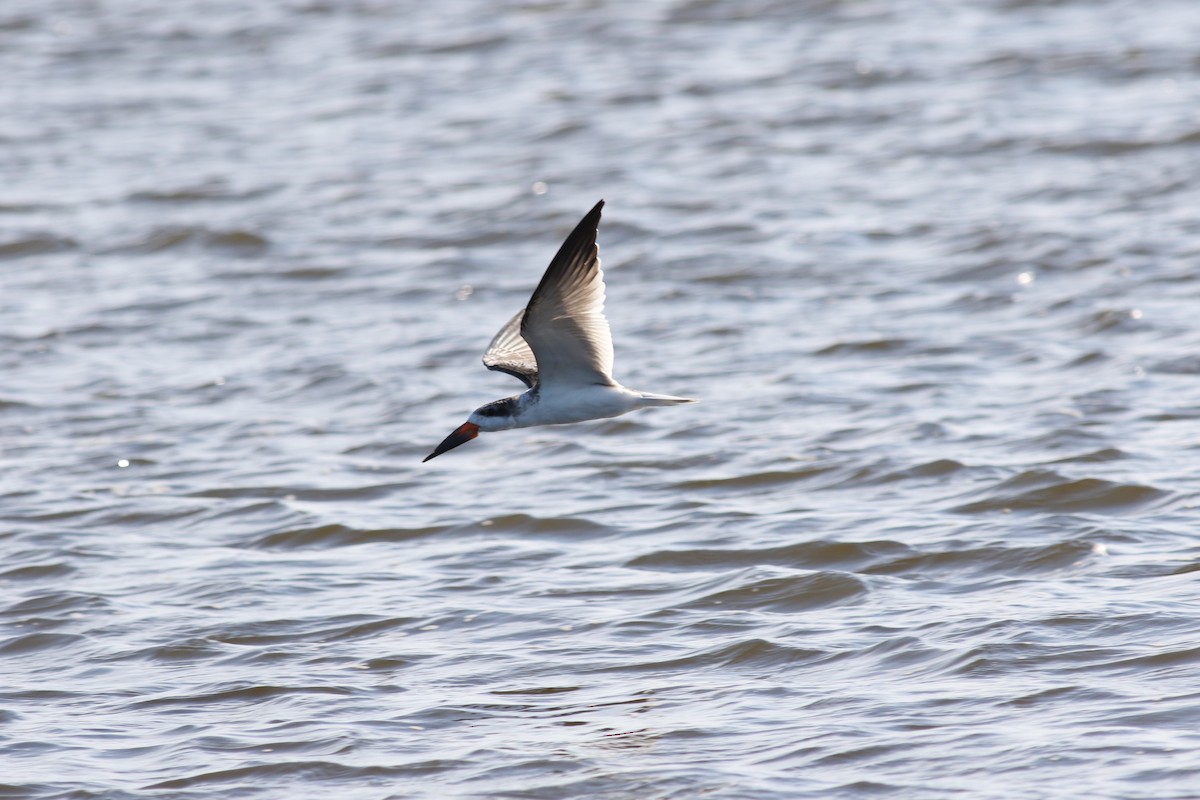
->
[422, 422, 479, 462]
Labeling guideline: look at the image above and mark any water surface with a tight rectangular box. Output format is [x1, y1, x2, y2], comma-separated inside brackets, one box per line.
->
[3, 1, 1200, 798]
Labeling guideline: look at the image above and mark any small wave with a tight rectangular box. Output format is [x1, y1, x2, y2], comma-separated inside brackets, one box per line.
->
[252, 522, 448, 550]
[131, 683, 351, 711]
[189, 483, 404, 501]
[1077, 308, 1149, 334]
[600, 637, 828, 673]
[462, 513, 612, 537]
[0, 563, 76, 582]
[212, 265, 353, 281]
[106, 226, 269, 255]
[111, 638, 231, 663]
[999, 685, 1111, 709]
[532, 120, 589, 142]
[1064, 350, 1110, 368]
[1144, 409, 1200, 422]
[852, 635, 944, 671]
[951, 471, 1167, 514]
[0, 233, 76, 260]
[127, 182, 279, 203]
[146, 759, 459, 791]
[1044, 448, 1129, 464]
[869, 458, 968, 484]
[669, 0, 843, 23]
[673, 465, 837, 491]
[867, 539, 1099, 578]
[1152, 355, 1200, 375]
[1, 591, 111, 619]
[933, 642, 1069, 678]
[815, 338, 914, 356]
[1101, 645, 1200, 674]
[490, 685, 582, 696]
[1036, 127, 1200, 156]
[0, 632, 87, 656]
[683, 572, 868, 613]
[204, 614, 417, 646]
[630, 539, 908, 572]
[803, 457, 976, 491]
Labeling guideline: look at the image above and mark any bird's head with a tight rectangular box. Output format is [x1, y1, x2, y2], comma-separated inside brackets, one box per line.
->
[422, 397, 522, 462]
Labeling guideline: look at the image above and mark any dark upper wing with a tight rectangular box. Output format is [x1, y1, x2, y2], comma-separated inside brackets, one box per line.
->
[519, 200, 615, 389]
[482, 309, 538, 388]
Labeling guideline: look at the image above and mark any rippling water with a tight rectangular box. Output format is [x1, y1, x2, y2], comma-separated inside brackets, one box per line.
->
[4, 1, 1200, 797]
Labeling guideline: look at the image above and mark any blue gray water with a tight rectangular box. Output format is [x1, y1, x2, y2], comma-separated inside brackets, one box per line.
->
[3, 1, 1200, 798]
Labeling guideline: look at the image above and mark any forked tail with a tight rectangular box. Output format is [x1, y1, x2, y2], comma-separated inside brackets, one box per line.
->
[637, 391, 697, 407]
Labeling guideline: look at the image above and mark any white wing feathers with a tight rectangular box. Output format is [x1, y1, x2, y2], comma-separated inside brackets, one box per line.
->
[482, 309, 538, 388]
[520, 200, 615, 387]
[481, 200, 616, 389]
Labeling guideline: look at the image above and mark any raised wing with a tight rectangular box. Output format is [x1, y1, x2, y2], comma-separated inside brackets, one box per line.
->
[519, 200, 616, 389]
[482, 309, 538, 388]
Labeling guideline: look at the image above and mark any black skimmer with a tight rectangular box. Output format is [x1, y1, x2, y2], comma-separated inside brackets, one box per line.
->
[423, 200, 695, 462]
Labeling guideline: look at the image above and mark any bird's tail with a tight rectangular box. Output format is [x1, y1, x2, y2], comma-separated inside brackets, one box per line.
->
[637, 392, 697, 407]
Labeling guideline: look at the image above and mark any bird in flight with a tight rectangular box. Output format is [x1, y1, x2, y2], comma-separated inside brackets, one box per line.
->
[423, 200, 695, 462]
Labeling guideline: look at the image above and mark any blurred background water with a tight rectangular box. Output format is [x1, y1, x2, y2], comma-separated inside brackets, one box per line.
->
[3, 0, 1200, 797]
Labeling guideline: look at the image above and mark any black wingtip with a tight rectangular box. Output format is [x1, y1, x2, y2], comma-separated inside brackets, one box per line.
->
[580, 199, 604, 232]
